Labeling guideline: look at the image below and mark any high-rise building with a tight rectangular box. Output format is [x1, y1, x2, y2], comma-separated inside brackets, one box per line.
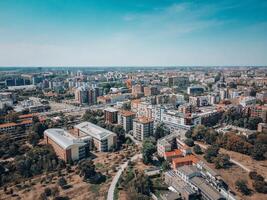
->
[133, 117, 154, 141]
[75, 86, 100, 105]
[144, 86, 159, 96]
[118, 110, 136, 132]
[104, 107, 118, 124]
[168, 77, 189, 88]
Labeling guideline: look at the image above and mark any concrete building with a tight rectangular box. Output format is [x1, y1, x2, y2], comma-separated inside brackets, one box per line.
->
[144, 86, 159, 96]
[44, 128, 89, 162]
[187, 85, 205, 95]
[117, 110, 136, 132]
[168, 77, 189, 88]
[74, 122, 117, 152]
[104, 107, 118, 124]
[133, 117, 154, 141]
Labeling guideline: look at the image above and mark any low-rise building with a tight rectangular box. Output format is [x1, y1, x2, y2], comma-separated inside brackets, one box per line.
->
[74, 122, 117, 152]
[44, 128, 89, 162]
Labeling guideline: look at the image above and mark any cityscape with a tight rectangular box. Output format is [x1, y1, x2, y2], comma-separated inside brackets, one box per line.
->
[0, 1, 267, 200]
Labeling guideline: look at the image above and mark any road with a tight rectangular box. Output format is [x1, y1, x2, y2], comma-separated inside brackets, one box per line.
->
[125, 133, 142, 146]
[39, 102, 116, 116]
[196, 142, 251, 172]
[106, 154, 142, 200]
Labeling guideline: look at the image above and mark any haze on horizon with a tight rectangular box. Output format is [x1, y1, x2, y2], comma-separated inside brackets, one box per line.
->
[0, 0, 266, 67]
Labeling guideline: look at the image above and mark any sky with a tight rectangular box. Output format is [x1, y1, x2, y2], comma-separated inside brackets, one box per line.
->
[0, 0, 267, 66]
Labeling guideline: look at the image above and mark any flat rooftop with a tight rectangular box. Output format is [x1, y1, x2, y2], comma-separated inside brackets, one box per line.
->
[75, 121, 116, 140]
[44, 128, 86, 150]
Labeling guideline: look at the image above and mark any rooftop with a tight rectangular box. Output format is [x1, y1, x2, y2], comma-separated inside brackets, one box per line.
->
[172, 155, 199, 166]
[190, 176, 224, 200]
[74, 121, 116, 140]
[44, 128, 86, 150]
[134, 116, 154, 124]
[176, 165, 199, 176]
[119, 110, 135, 117]
[164, 149, 183, 158]
[104, 107, 118, 112]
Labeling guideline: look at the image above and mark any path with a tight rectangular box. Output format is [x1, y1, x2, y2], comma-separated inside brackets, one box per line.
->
[106, 153, 142, 200]
[196, 142, 251, 172]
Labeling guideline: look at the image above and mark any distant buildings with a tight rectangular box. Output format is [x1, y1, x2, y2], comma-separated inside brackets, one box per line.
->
[75, 86, 100, 105]
[187, 85, 205, 95]
[168, 76, 189, 88]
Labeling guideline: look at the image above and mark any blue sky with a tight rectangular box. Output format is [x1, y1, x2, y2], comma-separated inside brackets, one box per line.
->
[0, 0, 266, 66]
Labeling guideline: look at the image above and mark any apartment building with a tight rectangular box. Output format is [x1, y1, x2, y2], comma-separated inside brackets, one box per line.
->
[104, 107, 118, 124]
[117, 110, 135, 132]
[133, 117, 154, 141]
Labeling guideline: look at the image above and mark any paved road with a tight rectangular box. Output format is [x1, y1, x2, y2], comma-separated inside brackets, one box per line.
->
[196, 142, 251, 172]
[125, 133, 142, 146]
[107, 154, 142, 200]
[39, 102, 116, 116]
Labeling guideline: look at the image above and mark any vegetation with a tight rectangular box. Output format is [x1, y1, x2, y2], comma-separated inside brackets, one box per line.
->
[190, 125, 267, 161]
[118, 165, 153, 199]
[184, 138, 194, 147]
[142, 138, 156, 164]
[249, 171, 267, 194]
[213, 154, 231, 169]
[235, 179, 250, 195]
[221, 107, 263, 130]
[204, 145, 219, 163]
[77, 159, 106, 184]
[193, 144, 202, 154]
[154, 123, 170, 140]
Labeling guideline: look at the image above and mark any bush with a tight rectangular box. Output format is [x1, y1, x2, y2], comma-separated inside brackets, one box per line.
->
[44, 187, 51, 196]
[58, 177, 67, 189]
[249, 171, 264, 181]
[235, 179, 250, 195]
[184, 138, 194, 147]
[193, 144, 202, 154]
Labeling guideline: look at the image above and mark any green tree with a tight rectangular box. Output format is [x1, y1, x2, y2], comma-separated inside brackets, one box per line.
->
[235, 179, 250, 195]
[184, 138, 194, 147]
[142, 139, 156, 164]
[58, 177, 67, 189]
[193, 144, 202, 154]
[204, 145, 219, 163]
[214, 154, 231, 169]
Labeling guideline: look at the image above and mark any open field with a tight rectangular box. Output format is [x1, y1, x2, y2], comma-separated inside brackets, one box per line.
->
[0, 144, 139, 200]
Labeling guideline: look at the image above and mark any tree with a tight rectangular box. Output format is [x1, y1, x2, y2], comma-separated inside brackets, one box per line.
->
[204, 145, 219, 163]
[113, 125, 125, 148]
[193, 144, 202, 154]
[154, 123, 169, 140]
[192, 125, 207, 140]
[58, 177, 67, 189]
[246, 117, 263, 130]
[142, 139, 156, 164]
[161, 161, 171, 171]
[78, 160, 96, 180]
[214, 154, 231, 169]
[235, 179, 250, 195]
[251, 143, 267, 160]
[27, 131, 39, 146]
[184, 138, 194, 147]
